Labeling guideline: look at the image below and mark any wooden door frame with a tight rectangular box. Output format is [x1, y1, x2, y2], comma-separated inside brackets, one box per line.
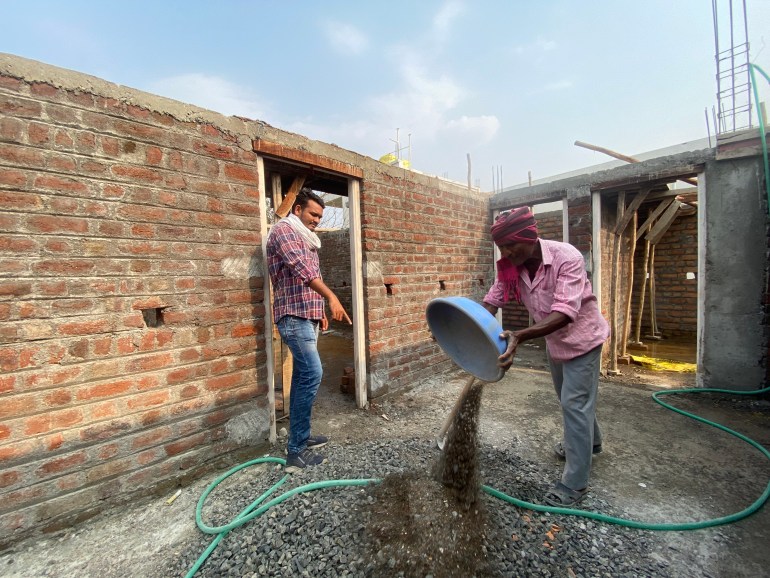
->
[258, 156, 368, 446]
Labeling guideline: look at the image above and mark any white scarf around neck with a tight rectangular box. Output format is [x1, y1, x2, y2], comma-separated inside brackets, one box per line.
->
[279, 212, 321, 250]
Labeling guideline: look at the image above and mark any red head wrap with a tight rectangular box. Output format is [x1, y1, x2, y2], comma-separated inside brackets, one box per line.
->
[491, 206, 538, 246]
[491, 207, 539, 303]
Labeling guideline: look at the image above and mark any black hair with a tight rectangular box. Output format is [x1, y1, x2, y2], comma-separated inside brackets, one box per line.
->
[292, 189, 325, 211]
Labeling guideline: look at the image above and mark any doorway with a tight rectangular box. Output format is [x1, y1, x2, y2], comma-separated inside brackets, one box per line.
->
[256, 154, 367, 443]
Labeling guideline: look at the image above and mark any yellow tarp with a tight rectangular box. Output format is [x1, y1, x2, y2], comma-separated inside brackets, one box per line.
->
[630, 355, 696, 373]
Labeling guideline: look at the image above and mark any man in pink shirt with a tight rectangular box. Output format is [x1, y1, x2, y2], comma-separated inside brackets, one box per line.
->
[483, 206, 609, 507]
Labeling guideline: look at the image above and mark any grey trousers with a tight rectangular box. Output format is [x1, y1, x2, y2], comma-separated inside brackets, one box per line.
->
[547, 344, 603, 490]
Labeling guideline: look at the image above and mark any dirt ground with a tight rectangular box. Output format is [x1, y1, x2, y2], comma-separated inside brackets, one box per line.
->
[2, 334, 769, 577]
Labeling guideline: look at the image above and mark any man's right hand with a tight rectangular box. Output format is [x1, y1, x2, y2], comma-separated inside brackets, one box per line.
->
[329, 297, 352, 325]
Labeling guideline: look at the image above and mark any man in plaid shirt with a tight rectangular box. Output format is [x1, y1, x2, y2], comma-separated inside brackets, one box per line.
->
[267, 190, 351, 472]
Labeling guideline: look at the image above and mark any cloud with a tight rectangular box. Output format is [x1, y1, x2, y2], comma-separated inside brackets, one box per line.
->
[443, 115, 500, 143]
[513, 36, 558, 57]
[433, 0, 465, 43]
[321, 20, 368, 55]
[147, 73, 267, 120]
[543, 79, 572, 91]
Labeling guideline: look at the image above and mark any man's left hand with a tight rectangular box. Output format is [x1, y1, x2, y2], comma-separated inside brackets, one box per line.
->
[498, 330, 520, 370]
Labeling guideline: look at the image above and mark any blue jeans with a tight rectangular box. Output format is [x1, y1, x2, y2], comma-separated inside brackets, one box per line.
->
[276, 315, 323, 455]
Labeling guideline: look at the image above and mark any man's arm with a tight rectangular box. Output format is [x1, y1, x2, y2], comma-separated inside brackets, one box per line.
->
[308, 278, 352, 325]
[498, 312, 570, 370]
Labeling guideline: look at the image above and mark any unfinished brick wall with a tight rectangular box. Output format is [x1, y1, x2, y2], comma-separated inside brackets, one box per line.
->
[0, 69, 268, 544]
[632, 208, 698, 338]
[317, 229, 352, 315]
[360, 177, 494, 396]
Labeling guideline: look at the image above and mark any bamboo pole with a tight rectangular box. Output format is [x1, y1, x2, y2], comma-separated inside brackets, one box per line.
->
[633, 239, 651, 345]
[647, 245, 661, 339]
[574, 140, 698, 187]
[620, 211, 637, 359]
[607, 192, 625, 375]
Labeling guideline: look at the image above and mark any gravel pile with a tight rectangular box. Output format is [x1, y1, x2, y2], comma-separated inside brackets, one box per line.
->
[163, 437, 673, 578]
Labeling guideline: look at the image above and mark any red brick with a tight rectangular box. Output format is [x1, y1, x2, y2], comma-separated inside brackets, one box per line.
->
[164, 433, 206, 457]
[0, 167, 26, 187]
[30, 81, 59, 98]
[223, 163, 258, 183]
[0, 143, 45, 167]
[77, 379, 132, 401]
[58, 319, 109, 336]
[28, 122, 50, 145]
[205, 373, 242, 391]
[46, 432, 64, 451]
[0, 116, 23, 140]
[24, 408, 83, 435]
[0, 94, 42, 117]
[97, 443, 120, 460]
[80, 419, 132, 442]
[27, 215, 89, 234]
[111, 164, 163, 184]
[127, 391, 169, 410]
[0, 470, 20, 488]
[49, 196, 79, 213]
[44, 389, 72, 407]
[90, 401, 118, 420]
[126, 352, 174, 373]
[145, 146, 163, 165]
[37, 451, 87, 476]
[0, 76, 23, 91]
[231, 323, 256, 338]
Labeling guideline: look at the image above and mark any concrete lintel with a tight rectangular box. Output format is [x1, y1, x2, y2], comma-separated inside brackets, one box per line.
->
[253, 138, 364, 179]
[490, 148, 714, 210]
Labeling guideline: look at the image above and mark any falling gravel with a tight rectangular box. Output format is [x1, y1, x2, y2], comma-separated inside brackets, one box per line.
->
[162, 435, 673, 578]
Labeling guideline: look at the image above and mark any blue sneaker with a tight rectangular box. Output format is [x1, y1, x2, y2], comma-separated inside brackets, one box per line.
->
[306, 434, 328, 449]
[285, 448, 327, 473]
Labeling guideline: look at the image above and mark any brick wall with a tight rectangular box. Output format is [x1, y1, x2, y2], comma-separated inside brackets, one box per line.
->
[0, 54, 499, 544]
[360, 177, 494, 397]
[0, 66, 268, 544]
[317, 229, 352, 315]
[631, 207, 697, 338]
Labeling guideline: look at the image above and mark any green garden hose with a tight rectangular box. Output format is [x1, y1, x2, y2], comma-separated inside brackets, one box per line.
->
[187, 385, 770, 577]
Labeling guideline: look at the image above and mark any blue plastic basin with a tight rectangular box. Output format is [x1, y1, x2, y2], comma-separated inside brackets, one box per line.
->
[425, 296, 507, 382]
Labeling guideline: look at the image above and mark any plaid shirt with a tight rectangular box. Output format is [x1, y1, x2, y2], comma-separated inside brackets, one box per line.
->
[484, 239, 609, 361]
[266, 219, 324, 323]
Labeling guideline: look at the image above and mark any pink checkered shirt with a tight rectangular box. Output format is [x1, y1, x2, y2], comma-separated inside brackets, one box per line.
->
[266, 219, 324, 323]
[484, 239, 609, 361]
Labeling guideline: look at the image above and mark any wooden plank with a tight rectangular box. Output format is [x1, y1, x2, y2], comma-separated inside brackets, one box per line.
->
[256, 156, 277, 443]
[281, 342, 292, 414]
[646, 200, 680, 245]
[253, 138, 364, 178]
[636, 199, 674, 241]
[614, 188, 650, 235]
[348, 179, 368, 409]
[275, 175, 306, 217]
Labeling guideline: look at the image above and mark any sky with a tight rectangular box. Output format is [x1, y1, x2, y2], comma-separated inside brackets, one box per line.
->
[3, 0, 769, 191]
